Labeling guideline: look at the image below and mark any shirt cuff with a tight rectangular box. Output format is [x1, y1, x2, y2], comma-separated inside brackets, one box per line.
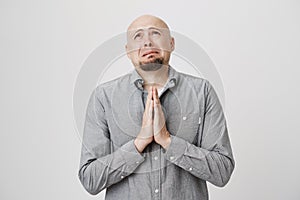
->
[163, 135, 187, 163]
[120, 139, 145, 173]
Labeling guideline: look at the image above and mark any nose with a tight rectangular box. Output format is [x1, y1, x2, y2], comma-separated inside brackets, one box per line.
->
[143, 34, 152, 47]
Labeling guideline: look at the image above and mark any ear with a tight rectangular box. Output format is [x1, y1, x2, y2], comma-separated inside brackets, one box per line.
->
[125, 44, 131, 59]
[170, 37, 175, 51]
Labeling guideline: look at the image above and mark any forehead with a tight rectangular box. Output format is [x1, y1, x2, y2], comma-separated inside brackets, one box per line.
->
[127, 26, 169, 36]
[127, 16, 169, 32]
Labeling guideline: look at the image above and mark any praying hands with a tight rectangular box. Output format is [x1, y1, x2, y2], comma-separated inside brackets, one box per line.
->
[134, 86, 171, 153]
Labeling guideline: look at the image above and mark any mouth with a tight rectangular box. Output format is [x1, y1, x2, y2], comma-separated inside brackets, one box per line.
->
[142, 50, 159, 57]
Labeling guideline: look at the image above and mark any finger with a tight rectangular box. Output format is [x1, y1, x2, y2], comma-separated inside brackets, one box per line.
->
[144, 99, 153, 126]
[154, 110, 166, 132]
[149, 100, 154, 120]
[145, 86, 153, 111]
[154, 98, 165, 121]
[154, 100, 162, 117]
[155, 86, 159, 99]
[153, 87, 160, 105]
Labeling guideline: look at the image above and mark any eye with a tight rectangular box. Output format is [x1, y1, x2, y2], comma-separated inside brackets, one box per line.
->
[133, 32, 143, 40]
[151, 30, 161, 36]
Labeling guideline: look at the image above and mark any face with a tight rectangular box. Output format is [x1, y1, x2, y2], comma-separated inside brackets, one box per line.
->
[126, 16, 175, 71]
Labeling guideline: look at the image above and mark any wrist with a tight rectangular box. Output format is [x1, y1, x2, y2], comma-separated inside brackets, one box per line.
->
[160, 135, 171, 150]
[134, 138, 150, 153]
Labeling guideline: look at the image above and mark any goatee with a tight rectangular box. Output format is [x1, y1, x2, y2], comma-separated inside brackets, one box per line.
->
[139, 58, 164, 71]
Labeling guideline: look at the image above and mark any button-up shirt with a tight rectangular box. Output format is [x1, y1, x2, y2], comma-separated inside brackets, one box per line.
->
[78, 66, 235, 200]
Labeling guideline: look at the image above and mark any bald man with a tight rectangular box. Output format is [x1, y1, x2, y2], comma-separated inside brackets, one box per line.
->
[78, 15, 235, 200]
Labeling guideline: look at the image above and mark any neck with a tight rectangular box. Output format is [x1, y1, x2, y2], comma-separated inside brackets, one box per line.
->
[136, 64, 169, 91]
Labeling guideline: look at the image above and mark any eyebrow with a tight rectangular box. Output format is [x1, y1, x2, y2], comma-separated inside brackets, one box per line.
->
[131, 27, 163, 35]
[133, 29, 144, 35]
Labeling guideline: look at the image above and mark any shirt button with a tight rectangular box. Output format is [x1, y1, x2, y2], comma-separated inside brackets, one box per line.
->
[121, 175, 124, 179]
[154, 189, 159, 193]
[183, 116, 187, 120]
[136, 161, 139, 164]
[154, 156, 158, 160]
[170, 156, 174, 160]
[189, 167, 193, 171]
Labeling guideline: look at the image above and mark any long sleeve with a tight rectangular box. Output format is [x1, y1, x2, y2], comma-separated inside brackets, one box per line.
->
[163, 80, 235, 187]
[78, 88, 145, 195]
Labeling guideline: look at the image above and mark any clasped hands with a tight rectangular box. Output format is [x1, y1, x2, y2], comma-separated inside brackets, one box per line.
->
[134, 86, 171, 153]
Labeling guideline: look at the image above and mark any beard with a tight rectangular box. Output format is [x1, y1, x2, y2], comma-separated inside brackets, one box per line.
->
[139, 57, 164, 71]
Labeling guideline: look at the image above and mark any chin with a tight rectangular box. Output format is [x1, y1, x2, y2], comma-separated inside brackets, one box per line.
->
[139, 63, 163, 71]
[138, 57, 165, 71]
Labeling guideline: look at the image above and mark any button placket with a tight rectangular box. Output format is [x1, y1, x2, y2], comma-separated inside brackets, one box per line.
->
[151, 145, 161, 200]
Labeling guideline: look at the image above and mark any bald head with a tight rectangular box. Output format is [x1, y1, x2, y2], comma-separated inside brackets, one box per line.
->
[127, 15, 170, 32]
[126, 15, 175, 69]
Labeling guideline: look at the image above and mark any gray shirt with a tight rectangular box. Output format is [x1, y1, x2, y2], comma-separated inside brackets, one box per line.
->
[78, 66, 235, 200]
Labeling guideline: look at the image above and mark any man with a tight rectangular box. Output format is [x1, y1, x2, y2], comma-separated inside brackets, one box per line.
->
[78, 15, 235, 200]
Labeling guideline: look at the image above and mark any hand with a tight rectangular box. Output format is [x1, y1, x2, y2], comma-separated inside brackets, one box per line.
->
[152, 87, 171, 149]
[134, 87, 154, 153]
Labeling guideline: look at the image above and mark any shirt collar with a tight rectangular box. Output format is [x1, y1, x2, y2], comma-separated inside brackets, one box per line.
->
[130, 65, 178, 90]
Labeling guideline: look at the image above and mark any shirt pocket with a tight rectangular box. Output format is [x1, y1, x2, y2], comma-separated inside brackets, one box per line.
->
[171, 112, 200, 145]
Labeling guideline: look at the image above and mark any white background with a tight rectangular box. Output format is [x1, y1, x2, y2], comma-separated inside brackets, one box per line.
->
[1, 0, 300, 199]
